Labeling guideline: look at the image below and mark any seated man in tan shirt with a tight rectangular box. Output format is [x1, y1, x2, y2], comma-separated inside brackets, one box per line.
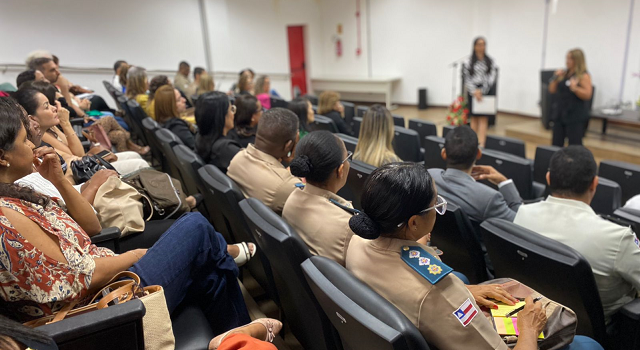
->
[228, 108, 301, 215]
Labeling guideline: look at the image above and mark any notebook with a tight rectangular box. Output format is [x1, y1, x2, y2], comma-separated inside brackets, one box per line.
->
[491, 302, 544, 339]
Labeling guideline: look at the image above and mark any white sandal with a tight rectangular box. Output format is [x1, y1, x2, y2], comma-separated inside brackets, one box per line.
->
[233, 242, 256, 267]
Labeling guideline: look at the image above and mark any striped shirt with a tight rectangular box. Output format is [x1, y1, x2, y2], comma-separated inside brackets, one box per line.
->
[463, 58, 497, 95]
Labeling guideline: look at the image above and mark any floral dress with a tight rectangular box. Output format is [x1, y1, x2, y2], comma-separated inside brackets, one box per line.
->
[0, 197, 115, 322]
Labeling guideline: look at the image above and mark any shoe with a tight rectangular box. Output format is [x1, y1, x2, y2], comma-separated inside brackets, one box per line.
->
[209, 318, 282, 349]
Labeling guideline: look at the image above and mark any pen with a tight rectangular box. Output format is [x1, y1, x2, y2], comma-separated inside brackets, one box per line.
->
[504, 296, 543, 317]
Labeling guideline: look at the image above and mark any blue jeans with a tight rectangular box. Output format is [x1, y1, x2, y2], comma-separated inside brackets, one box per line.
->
[129, 212, 250, 334]
[560, 335, 604, 350]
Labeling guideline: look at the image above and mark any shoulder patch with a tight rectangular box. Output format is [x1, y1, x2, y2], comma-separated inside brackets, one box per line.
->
[295, 183, 305, 189]
[401, 245, 452, 284]
[633, 234, 640, 249]
[453, 298, 478, 327]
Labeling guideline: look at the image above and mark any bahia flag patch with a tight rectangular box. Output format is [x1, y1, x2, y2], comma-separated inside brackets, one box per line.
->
[453, 298, 478, 327]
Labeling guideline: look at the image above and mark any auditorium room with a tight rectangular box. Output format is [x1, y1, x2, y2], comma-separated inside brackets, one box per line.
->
[1, 0, 640, 349]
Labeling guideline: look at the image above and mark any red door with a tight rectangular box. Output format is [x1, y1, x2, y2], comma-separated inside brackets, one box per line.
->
[287, 26, 307, 96]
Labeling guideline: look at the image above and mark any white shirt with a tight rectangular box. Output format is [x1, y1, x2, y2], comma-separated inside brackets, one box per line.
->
[625, 195, 640, 211]
[112, 75, 122, 92]
[514, 196, 640, 323]
[16, 173, 83, 201]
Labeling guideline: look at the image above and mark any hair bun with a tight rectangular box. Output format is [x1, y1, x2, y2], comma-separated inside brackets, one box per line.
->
[289, 155, 313, 177]
[349, 213, 381, 240]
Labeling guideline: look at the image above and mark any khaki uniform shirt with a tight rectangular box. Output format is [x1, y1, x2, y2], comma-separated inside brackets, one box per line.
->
[515, 196, 640, 323]
[346, 236, 507, 350]
[227, 144, 301, 215]
[282, 184, 355, 266]
[174, 73, 190, 93]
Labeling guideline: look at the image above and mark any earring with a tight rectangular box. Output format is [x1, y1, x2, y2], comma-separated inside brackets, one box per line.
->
[287, 151, 292, 157]
[5, 163, 9, 168]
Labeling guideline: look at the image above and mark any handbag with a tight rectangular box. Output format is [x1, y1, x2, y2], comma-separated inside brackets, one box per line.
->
[88, 123, 112, 150]
[93, 176, 146, 236]
[480, 278, 577, 350]
[71, 155, 117, 184]
[24, 271, 175, 350]
[122, 168, 190, 220]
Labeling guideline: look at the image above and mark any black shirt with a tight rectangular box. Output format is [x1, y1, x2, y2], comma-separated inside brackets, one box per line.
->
[324, 110, 354, 136]
[227, 128, 256, 149]
[162, 118, 196, 149]
[554, 72, 590, 125]
[196, 134, 242, 173]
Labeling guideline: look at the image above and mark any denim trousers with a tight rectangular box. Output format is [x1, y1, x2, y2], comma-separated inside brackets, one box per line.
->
[129, 212, 250, 334]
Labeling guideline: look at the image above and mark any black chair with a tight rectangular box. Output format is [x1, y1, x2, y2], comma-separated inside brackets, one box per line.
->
[126, 99, 150, 146]
[533, 145, 561, 185]
[429, 203, 488, 284]
[591, 177, 622, 216]
[485, 135, 526, 158]
[38, 299, 146, 350]
[310, 115, 339, 133]
[408, 119, 437, 147]
[477, 149, 535, 200]
[172, 144, 205, 197]
[480, 218, 640, 349]
[613, 207, 640, 234]
[342, 101, 355, 125]
[154, 129, 186, 185]
[392, 114, 405, 127]
[197, 165, 279, 304]
[302, 256, 430, 350]
[357, 105, 368, 118]
[141, 118, 165, 170]
[352, 117, 363, 138]
[337, 160, 375, 209]
[239, 198, 340, 350]
[336, 133, 358, 153]
[599, 160, 640, 206]
[270, 96, 288, 109]
[442, 125, 454, 138]
[422, 136, 446, 169]
[393, 126, 423, 162]
[102, 80, 120, 109]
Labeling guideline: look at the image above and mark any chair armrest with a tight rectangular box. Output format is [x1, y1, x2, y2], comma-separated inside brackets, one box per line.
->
[82, 140, 91, 152]
[70, 117, 85, 126]
[91, 227, 121, 252]
[38, 299, 145, 347]
[619, 298, 640, 321]
[615, 298, 640, 349]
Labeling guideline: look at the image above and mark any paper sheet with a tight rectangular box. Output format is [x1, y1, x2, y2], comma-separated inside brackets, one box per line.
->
[471, 96, 497, 115]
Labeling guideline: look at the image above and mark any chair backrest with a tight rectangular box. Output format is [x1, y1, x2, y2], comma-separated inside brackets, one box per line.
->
[614, 207, 640, 234]
[304, 94, 318, 105]
[408, 119, 437, 147]
[352, 117, 363, 138]
[270, 96, 288, 109]
[102, 80, 120, 107]
[336, 133, 358, 153]
[126, 99, 150, 146]
[393, 127, 422, 162]
[591, 177, 622, 216]
[477, 149, 534, 200]
[239, 198, 340, 350]
[141, 118, 164, 169]
[429, 203, 488, 284]
[533, 145, 561, 185]
[117, 95, 130, 114]
[154, 128, 186, 183]
[422, 136, 446, 169]
[480, 218, 606, 342]
[342, 101, 355, 125]
[485, 135, 526, 158]
[310, 115, 339, 133]
[599, 160, 640, 205]
[197, 165, 279, 303]
[442, 125, 454, 138]
[302, 256, 430, 350]
[337, 160, 375, 209]
[172, 144, 205, 196]
[392, 114, 405, 127]
[357, 105, 368, 118]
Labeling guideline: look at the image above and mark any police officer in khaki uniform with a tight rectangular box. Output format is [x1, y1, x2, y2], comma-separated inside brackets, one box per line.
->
[228, 108, 301, 215]
[346, 163, 547, 350]
[283, 131, 355, 266]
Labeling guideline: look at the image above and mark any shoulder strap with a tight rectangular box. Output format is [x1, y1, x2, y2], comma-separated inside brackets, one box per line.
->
[329, 198, 359, 215]
[401, 245, 453, 285]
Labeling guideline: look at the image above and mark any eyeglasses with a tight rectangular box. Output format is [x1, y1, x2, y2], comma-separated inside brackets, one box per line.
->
[418, 195, 448, 216]
[342, 151, 353, 164]
[230, 105, 237, 113]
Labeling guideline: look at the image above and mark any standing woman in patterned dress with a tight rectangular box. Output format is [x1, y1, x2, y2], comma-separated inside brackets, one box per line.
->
[463, 37, 497, 147]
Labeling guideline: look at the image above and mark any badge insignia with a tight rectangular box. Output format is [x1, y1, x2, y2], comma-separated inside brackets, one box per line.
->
[402, 246, 410, 251]
[428, 264, 442, 275]
[419, 257, 430, 266]
[634, 236, 640, 249]
[453, 298, 478, 327]
[409, 250, 420, 258]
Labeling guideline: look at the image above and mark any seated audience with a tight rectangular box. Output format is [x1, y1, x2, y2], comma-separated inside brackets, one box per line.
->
[119, 64, 130, 93]
[287, 97, 314, 139]
[254, 75, 271, 109]
[236, 71, 254, 96]
[16, 69, 47, 89]
[146, 75, 171, 119]
[353, 104, 400, 167]
[229, 69, 255, 95]
[125, 66, 149, 110]
[195, 92, 242, 173]
[429, 126, 521, 222]
[186, 66, 205, 98]
[174, 61, 191, 94]
[197, 73, 215, 96]
[228, 95, 262, 148]
[283, 131, 355, 266]
[346, 162, 550, 350]
[318, 91, 353, 135]
[112, 60, 127, 92]
[514, 146, 640, 324]
[228, 108, 301, 215]
[155, 85, 195, 149]
[0, 98, 250, 337]
[625, 195, 640, 211]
